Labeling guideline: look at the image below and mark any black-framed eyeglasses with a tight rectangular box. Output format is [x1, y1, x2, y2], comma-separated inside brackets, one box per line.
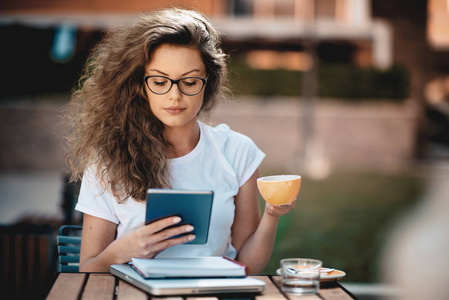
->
[144, 75, 208, 96]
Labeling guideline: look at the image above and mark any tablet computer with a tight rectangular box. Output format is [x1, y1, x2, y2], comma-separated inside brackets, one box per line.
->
[145, 189, 214, 244]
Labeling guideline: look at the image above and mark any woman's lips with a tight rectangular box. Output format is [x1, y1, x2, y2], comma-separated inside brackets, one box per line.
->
[164, 106, 186, 115]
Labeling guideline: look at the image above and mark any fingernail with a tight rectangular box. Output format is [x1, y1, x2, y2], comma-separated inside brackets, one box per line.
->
[188, 235, 195, 241]
[185, 226, 194, 232]
[173, 217, 181, 224]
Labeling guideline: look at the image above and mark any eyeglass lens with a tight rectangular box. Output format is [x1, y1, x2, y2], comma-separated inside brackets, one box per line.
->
[146, 76, 205, 95]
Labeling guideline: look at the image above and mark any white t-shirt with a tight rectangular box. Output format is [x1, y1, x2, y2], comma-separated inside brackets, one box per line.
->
[75, 121, 265, 259]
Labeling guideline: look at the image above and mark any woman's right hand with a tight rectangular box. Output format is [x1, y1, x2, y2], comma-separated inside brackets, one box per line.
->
[119, 216, 195, 260]
[79, 214, 195, 272]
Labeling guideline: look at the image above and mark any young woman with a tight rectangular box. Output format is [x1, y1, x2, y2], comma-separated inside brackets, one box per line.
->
[67, 7, 296, 274]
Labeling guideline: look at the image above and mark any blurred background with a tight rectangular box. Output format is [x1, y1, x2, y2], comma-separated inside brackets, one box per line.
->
[1, 0, 448, 299]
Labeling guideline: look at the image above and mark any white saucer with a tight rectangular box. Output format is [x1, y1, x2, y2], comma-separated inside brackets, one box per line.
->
[276, 268, 346, 282]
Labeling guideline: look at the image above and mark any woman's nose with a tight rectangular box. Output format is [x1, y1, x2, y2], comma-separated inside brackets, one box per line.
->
[168, 82, 183, 99]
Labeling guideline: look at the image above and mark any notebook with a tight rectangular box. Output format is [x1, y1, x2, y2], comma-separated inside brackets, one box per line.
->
[110, 264, 265, 296]
[131, 256, 247, 278]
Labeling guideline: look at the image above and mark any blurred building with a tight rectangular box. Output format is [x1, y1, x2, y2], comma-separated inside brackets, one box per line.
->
[0, 0, 391, 70]
[1, 0, 447, 88]
[1, 0, 448, 172]
[217, 0, 391, 71]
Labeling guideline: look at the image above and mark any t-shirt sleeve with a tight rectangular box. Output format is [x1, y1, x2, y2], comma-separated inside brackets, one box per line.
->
[224, 130, 265, 188]
[74, 166, 120, 224]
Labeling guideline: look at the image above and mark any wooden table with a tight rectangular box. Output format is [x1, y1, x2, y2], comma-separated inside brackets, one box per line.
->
[46, 273, 356, 300]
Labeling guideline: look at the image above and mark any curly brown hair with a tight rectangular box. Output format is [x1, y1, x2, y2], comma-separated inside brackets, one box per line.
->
[66, 8, 229, 202]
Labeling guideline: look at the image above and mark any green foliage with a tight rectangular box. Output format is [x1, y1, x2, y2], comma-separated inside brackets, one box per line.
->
[319, 64, 409, 100]
[229, 65, 302, 97]
[260, 170, 424, 283]
[229, 62, 409, 100]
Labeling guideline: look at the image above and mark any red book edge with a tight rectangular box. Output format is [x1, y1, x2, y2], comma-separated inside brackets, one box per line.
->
[131, 264, 147, 278]
[223, 256, 250, 275]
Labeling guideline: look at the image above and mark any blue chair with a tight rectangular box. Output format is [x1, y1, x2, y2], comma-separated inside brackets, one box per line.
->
[57, 225, 82, 272]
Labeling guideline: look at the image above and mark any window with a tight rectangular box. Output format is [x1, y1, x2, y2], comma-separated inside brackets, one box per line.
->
[229, 0, 254, 16]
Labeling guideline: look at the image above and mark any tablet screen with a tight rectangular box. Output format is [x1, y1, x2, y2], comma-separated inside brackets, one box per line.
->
[145, 189, 214, 244]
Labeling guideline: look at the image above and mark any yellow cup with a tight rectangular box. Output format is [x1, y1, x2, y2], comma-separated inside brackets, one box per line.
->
[257, 175, 301, 205]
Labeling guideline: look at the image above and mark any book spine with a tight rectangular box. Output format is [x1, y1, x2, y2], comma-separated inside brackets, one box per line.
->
[223, 256, 249, 275]
[131, 264, 148, 278]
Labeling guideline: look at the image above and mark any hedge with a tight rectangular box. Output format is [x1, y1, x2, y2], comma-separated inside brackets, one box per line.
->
[229, 63, 409, 101]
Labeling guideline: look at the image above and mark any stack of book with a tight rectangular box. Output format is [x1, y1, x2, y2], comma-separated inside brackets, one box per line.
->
[131, 256, 248, 279]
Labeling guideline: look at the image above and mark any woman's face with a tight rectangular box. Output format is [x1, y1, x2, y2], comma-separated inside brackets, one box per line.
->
[144, 44, 207, 130]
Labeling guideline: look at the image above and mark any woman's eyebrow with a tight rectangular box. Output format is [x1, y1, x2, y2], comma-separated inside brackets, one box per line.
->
[148, 69, 169, 76]
[148, 69, 203, 77]
[181, 69, 202, 77]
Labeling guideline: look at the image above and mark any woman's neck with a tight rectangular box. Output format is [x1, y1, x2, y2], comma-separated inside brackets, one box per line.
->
[165, 121, 201, 159]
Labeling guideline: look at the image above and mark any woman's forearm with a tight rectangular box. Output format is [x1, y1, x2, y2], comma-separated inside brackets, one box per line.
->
[79, 240, 125, 272]
[79, 215, 197, 272]
[80, 256, 112, 272]
[236, 212, 280, 275]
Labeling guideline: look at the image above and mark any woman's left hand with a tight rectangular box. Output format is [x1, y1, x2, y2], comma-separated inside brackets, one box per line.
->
[265, 199, 296, 217]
